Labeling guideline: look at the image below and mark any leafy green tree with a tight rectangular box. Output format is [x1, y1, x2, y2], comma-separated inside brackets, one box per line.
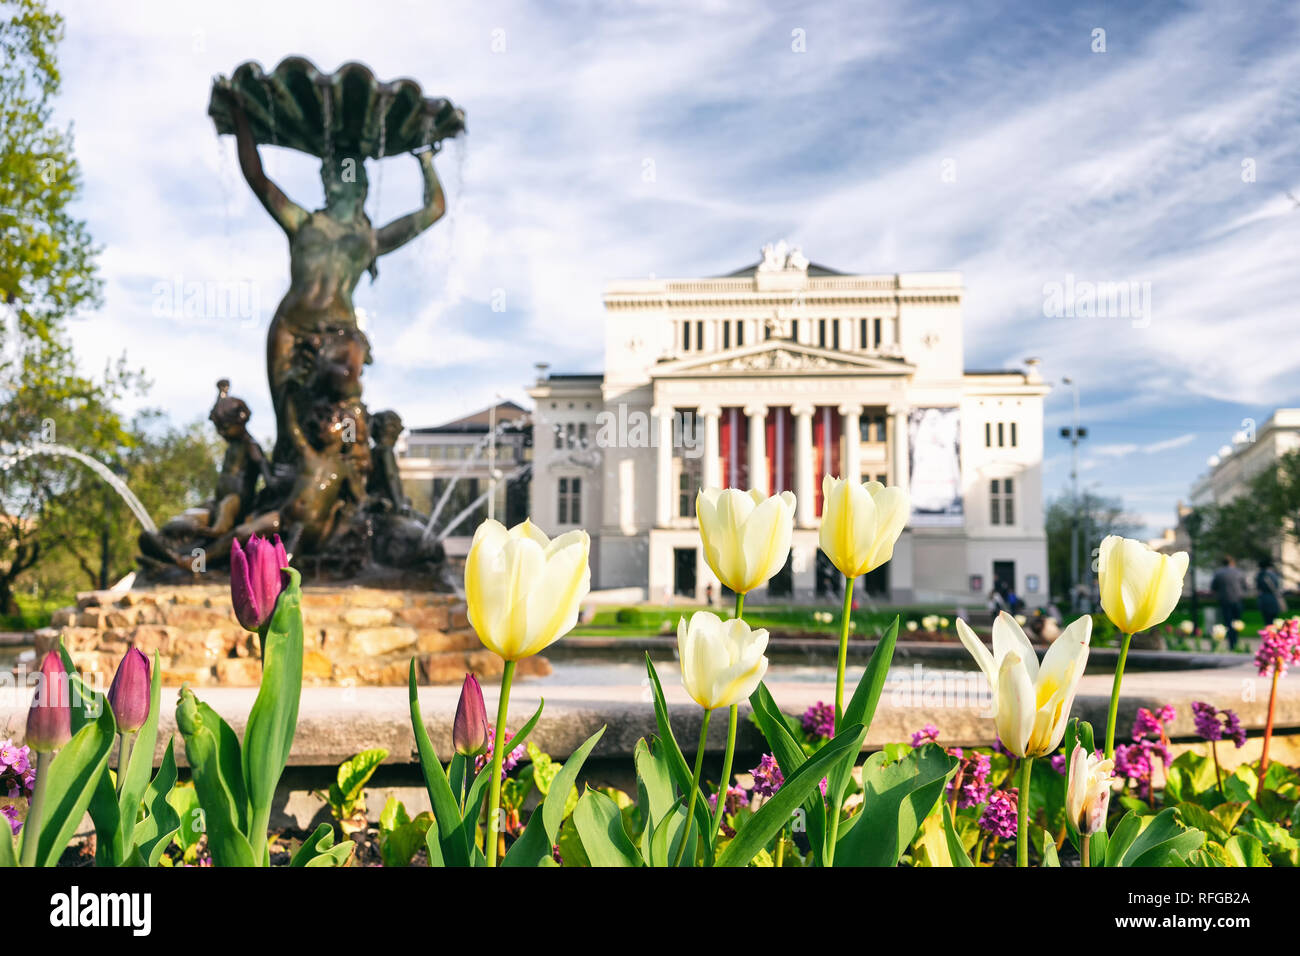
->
[1045, 490, 1141, 603]
[0, 0, 139, 614]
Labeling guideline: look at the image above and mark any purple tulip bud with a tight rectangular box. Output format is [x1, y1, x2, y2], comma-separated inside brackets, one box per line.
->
[107, 648, 151, 734]
[26, 653, 72, 753]
[230, 534, 289, 632]
[453, 673, 489, 757]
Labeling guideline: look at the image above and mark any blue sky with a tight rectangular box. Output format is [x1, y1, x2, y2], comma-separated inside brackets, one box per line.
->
[51, 0, 1300, 534]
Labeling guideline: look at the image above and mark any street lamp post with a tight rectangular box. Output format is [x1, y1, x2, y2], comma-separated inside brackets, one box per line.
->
[1060, 377, 1088, 610]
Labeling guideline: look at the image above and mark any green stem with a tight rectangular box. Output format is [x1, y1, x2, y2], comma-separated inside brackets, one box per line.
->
[249, 804, 272, 866]
[711, 704, 738, 848]
[774, 824, 786, 868]
[1103, 632, 1133, 759]
[672, 709, 712, 867]
[835, 577, 855, 724]
[115, 732, 135, 800]
[1210, 740, 1224, 796]
[704, 591, 746, 850]
[20, 751, 53, 867]
[485, 660, 516, 867]
[1082, 832, 1090, 868]
[1017, 755, 1033, 868]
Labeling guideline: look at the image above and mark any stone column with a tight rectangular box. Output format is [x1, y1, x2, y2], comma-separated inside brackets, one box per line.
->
[840, 403, 863, 484]
[890, 404, 909, 489]
[745, 404, 768, 495]
[793, 404, 815, 528]
[654, 405, 675, 526]
[701, 405, 722, 491]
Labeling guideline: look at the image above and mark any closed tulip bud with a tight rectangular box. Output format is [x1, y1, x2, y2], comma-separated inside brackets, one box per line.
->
[957, 612, 1092, 758]
[230, 534, 289, 632]
[107, 647, 151, 734]
[453, 673, 489, 756]
[26, 652, 72, 753]
[677, 611, 769, 711]
[1066, 743, 1114, 835]
[465, 519, 590, 660]
[696, 488, 795, 595]
[1097, 535, 1188, 635]
[818, 476, 908, 578]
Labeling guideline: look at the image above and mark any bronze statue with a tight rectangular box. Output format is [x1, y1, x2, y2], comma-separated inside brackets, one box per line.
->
[140, 59, 462, 581]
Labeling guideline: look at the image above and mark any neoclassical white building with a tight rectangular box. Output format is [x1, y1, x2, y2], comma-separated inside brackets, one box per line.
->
[528, 244, 1050, 604]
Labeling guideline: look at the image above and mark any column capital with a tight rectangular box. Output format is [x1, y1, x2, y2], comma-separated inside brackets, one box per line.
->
[791, 403, 815, 418]
[650, 405, 676, 420]
[743, 403, 769, 419]
[698, 404, 722, 419]
[838, 403, 864, 417]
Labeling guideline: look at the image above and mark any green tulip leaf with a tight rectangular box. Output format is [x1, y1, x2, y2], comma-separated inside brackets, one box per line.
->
[504, 725, 605, 867]
[408, 659, 471, 867]
[748, 682, 827, 864]
[28, 701, 116, 867]
[834, 743, 958, 867]
[645, 654, 714, 859]
[328, 747, 388, 820]
[943, 803, 975, 867]
[718, 724, 862, 868]
[826, 616, 899, 808]
[1112, 808, 1205, 867]
[175, 688, 256, 867]
[242, 567, 304, 859]
[574, 788, 642, 867]
[132, 740, 181, 867]
[291, 821, 355, 867]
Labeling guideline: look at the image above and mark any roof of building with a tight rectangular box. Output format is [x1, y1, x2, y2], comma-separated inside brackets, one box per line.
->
[409, 400, 529, 435]
[721, 260, 845, 278]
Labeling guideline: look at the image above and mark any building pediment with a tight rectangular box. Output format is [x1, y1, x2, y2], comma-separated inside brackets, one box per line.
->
[651, 341, 914, 379]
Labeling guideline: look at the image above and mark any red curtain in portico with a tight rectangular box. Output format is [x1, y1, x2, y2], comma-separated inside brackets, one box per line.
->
[766, 407, 793, 494]
[718, 407, 747, 488]
[813, 405, 841, 515]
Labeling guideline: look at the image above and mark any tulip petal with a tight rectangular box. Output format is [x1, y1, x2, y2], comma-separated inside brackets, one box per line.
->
[992, 612, 1038, 684]
[956, 618, 998, 692]
[994, 652, 1036, 758]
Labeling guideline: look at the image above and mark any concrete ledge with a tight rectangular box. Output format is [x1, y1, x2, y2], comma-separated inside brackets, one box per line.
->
[1, 661, 1295, 770]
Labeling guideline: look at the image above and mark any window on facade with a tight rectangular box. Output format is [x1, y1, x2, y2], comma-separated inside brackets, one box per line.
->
[818, 318, 827, 348]
[874, 317, 883, 347]
[554, 424, 564, 449]
[832, 319, 840, 350]
[984, 422, 991, 447]
[557, 477, 582, 524]
[860, 414, 886, 443]
[682, 321, 691, 352]
[859, 317, 868, 348]
[1010, 422, 1018, 447]
[997, 423, 1005, 447]
[789, 319, 798, 342]
[678, 465, 699, 518]
[695, 321, 704, 351]
[990, 478, 1015, 526]
[736, 320, 744, 346]
[722, 322, 730, 349]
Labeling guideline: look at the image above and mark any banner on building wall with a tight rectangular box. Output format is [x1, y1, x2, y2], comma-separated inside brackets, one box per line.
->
[908, 407, 963, 526]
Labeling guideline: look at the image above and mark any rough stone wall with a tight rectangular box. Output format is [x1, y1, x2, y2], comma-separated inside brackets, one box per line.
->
[33, 586, 550, 687]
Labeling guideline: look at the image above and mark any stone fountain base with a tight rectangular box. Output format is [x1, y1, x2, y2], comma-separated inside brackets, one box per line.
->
[34, 585, 550, 688]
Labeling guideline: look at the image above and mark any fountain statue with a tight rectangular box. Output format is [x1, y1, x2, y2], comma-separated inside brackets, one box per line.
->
[139, 57, 466, 584]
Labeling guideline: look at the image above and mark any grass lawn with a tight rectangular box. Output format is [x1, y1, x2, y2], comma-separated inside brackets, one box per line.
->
[0, 592, 73, 632]
[572, 602, 963, 639]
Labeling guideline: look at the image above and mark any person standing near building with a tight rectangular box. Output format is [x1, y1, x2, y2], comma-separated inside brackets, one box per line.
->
[1211, 555, 1246, 650]
[1256, 557, 1285, 625]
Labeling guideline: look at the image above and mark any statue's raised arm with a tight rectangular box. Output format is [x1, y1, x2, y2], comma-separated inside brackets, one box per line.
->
[376, 148, 446, 256]
[225, 91, 308, 237]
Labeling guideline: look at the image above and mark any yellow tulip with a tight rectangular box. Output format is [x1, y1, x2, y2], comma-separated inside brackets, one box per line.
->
[817, 476, 909, 578]
[677, 611, 769, 710]
[696, 488, 795, 594]
[956, 612, 1092, 758]
[1065, 743, 1114, 835]
[1097, 535, 1188, 634]
[465, 518, 590, 661]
